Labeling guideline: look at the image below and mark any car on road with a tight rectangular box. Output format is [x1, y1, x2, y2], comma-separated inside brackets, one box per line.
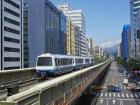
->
[123, 74, 126, 77]
[113, 85, 121, 92]
[126, 76, 129, 79]
[107, 85, 121, 92]
[136, 82, 140, 86]
[126, 74, 131, 79]
[123, 79, 128, 85]
[131, 87, 140, 92]
[107, 85, 114, 92]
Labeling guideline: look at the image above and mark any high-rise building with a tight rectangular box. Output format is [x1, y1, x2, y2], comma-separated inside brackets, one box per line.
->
[66, 18, 71, 55]
[59, 11, 67, 55]
[94, 45, 101, 60]
[0, 0, 23, 70]
[23, 2, 29, 68]
[65, 18, 75, 55]
[117, 43, 122, 58]
[87, 36, 94, 57]
[58, 3, 71, 12]
[74, 26, 81, 56]
[26, 0, 60, 67]
[135, 11, 140, 60]
[130, 0, 140, 59]
[65, 17, 81, 56]
[121, 25, 130, 60]
[59, 3, 87, 57]
[71, 23, 75, 55]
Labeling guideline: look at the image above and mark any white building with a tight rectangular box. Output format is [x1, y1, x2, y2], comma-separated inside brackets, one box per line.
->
[135, 11, 140, 60]
[59, 3, 87, 57]
[130, 0, 140, 59]
[87, 36, 94, 57]
[0, 0, 23, 70]
[117, 43, 122, 57]
[94, 45, 101, 60]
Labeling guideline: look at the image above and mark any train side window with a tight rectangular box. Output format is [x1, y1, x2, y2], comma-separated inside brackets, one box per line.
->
[61, 59, 63, 66]
[55, 58, 58, 66]
[68, 59, 69, 65]
[64, 59, 66, 65]
[71, 59, 72, 64]
[72, 59, 74, 64]
[69, 59, 71, 65]
[65, 59, 66, 65]
[62, 59, 64, 65]
[60, 59, 62, 66]
[59, 59, 61, 66]
[63, 59, 65, 65]
[55, 58, 57, 66]
[67, 59, 68, 65]
[58, 59, 60, 66]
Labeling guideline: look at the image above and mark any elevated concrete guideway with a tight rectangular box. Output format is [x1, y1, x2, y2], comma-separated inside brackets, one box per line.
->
[0, 68, 37, 89]
[0, 61, 110, 105]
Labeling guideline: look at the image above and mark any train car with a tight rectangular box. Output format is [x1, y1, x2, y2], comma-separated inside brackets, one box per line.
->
[90, 58, 94, 66]
[36, 53, 74, 77]
[73, 56, 84, 70]
[84, 57, 91, 67]
[36, 53, 95, 77]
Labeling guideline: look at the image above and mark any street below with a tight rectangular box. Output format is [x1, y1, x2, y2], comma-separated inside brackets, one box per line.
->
[75, 62, 140, 105]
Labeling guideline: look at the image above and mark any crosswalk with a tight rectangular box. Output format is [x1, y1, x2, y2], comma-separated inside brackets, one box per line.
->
[102, 85, 127, 90]
[96, 92, 140, 99]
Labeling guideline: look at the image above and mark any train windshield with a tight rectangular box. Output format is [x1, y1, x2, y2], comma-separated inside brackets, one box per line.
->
[37, 57, 52, 66]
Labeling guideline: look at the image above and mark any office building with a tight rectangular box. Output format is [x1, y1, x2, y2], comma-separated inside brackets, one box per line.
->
[135, 11, 140, 60]
[94, 45, 101, 60]
[65, 17, 81, 56]
[87, 36, 94, 57]
[26, 0, 60, 67]
[66, 18, 71, 55]
[130, 0, 140, 59]
[59, 3, 87, 57]
[66, 18, 75, 55]
[0, 0, 23, 70]
[23, 2, 29, 68]
[74, 26, 81, 56]
[121, 25, 130, 60]
[117, 43, 122, 57]
[101, 49, 108, 60]
[59, 12, 67, 55]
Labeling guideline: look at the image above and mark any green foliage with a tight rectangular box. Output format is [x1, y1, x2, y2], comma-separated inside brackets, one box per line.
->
[116, 57, 140, 71]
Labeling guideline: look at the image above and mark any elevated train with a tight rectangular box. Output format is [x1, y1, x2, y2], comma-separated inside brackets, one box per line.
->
[36, 53, 94, 77]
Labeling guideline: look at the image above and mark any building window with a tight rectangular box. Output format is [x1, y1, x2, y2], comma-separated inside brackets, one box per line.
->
[4, 47, 20, 52]
[4, 0, 20, 9]
[4, 17, 20, 26]
[4, 7, 20, 17]
[4, 27, 20, 34]
[4, 66, 20, 70]
[4, 37, 20, 43]
[4, 57, 20, 62]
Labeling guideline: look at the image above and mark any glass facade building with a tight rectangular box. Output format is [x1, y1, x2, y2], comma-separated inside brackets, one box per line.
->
[122, 25, 130, 60]
[59, 4, 87, 57]
[130, 0, 140, 59]
[23, 2, 29, 68]
[59, 12, 67, 55]
[74, 26, 81, 56]
[26, 0, 60, 67]
[0, 0, 23, 70]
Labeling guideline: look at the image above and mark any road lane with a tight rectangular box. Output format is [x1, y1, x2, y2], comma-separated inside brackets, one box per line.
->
[91, 62, 140, 105]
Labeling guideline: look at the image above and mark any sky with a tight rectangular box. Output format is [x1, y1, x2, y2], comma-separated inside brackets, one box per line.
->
[51, 0, 130, 45]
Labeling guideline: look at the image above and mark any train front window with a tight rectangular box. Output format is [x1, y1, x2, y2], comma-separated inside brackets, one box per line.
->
[37, 57, 52, 66]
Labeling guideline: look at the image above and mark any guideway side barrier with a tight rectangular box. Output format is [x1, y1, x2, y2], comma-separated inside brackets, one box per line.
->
[0, 68, 37, 90]
[0, 61, 110, 105]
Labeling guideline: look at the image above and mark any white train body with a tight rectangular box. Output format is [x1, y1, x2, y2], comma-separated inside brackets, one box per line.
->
[36, 53, 94, 77]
